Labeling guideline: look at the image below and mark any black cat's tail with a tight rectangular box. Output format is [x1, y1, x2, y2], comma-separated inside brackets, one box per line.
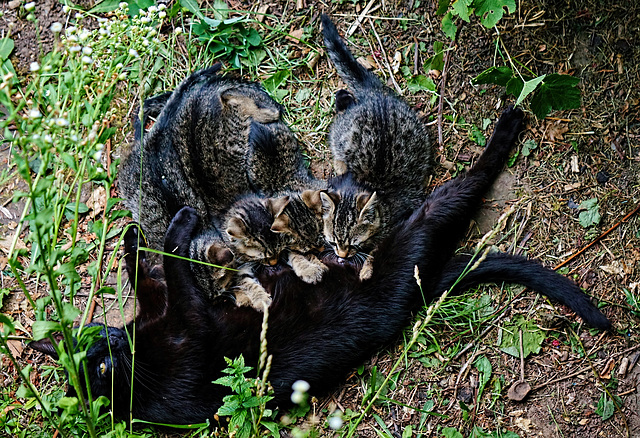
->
[433, 252, 611, 330]
[321, 14, 384, 94]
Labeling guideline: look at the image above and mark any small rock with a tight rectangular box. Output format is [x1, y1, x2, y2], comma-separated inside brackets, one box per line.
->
[8, 0, 21, 9]
[596, 170, 610, 184]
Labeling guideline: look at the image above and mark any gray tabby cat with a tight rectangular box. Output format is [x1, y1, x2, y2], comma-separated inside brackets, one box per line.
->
[310, 15, 435, 280]
[119, 65, 300, 308]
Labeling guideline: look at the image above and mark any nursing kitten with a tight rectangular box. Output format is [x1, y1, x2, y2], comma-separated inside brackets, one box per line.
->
[223, 195, 290, 309]
[317, 15, 435, 279]
[246, 120, 329, 284]
[30, 105, 610, 426]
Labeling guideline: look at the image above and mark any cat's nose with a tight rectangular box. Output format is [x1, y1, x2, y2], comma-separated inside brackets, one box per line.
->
[336, 248, 349, 258]
[268, 258, 278, 266]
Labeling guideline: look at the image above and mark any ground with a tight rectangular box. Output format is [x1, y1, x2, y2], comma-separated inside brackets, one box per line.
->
[1, 0, 639, 437]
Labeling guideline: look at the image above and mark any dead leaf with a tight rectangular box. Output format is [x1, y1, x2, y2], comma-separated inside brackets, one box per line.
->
[256, 4, 269, 23]
[600, 261, 625, 276]
[286, 28, 304, 43]
[579, 418, 589, 426]
[0, 236, 27, 254]
[514, 417, 533, 432]
[600, 358, 615, 379]
[7, 340, 23, 357]
[547, 121, 569, 142]
[507, 380, 531, 401]
[88, 186, 106, 218]
[570, 155, 580, 173]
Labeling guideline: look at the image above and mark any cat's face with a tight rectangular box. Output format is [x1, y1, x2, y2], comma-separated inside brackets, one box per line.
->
[270, 191, 325, 254]
[225, 197, 290, 265]
[319, 190, 381, 258]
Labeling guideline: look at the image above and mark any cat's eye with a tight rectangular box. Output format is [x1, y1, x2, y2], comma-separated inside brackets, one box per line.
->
[99, 362, 107, 375]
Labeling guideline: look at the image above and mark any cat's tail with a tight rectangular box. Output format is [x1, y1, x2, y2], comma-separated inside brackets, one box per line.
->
[432, 252, 611, 330]
[321, 14, 384, 94]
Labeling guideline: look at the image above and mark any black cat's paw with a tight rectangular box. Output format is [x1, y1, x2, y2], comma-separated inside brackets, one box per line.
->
[124, 224, 146, 261]
[165, 206, 199, 256]
[495, 105, 525, 139]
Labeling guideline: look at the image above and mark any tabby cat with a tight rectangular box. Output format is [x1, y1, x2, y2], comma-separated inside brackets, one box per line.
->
[30, 105, 610, 426]
[309, 16, 436, 280]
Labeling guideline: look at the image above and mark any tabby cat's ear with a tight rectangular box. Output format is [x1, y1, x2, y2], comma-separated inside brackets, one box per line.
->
[269, 196, 292, 234]
[206, 243, 234, 266]
[357, 192, 379, 224]
[264, 196, 290, 217]
[219, 89, 280, 123]
[226, 217, 248, 239]
[301, 190, 324, 215]
[319, 191, 338, 218]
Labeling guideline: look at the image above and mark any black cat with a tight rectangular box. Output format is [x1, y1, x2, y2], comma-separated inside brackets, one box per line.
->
[30, 106, 610, 425]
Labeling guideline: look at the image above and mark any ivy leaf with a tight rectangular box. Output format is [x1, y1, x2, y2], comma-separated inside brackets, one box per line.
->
[515, 74, 546, 106]
[443, 427, 464, 438]
[441, 12, 457, 40]
[472, 66, 513, 86]
[530, 74, 581, 119]
[473, 0, 516, 28]
[407, 75, 436, 94]
[579, 198, 601, 228]
[505, 75, 524, 96]
[521, 139, 538, 157]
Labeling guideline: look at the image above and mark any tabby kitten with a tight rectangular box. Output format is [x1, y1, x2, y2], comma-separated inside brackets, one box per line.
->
[246, 120, 330, 284]
[223, 195, 291, 309]
[317, 15, 435, 279]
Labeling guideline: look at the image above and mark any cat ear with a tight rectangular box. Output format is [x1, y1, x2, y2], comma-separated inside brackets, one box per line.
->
[301, 190, 324, 215]
[357, 192, 380, 224]
[206, 243, 234, 266]
[264, 196, 290, 218]
[28, 337, 61, 359]
[335, 89, 356, 112]
[219, 89, 280, 123]
[226, 217, 248, 239]
[319, 191, 337, 218]
[271, 213, 290, 234]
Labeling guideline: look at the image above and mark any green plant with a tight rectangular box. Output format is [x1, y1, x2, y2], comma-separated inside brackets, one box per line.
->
[0, 3, 174, 436]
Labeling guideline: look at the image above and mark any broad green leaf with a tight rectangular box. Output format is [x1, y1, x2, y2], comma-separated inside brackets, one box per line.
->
[530, 73, 581, 119]
[474, 0, 516, 28]
[521, 139, 538, 157]
[469, 125, 486, 146]
[505, 75, 524, 96]
[32, 320, 61, 340]
[182, 1, 207, 20]
[515, 74, 546, 106]
[0, 312, 15, 336]
[596, 394, 615, 421]
[452, 0, 473, 22]
[499, 315, 545, 358]
[579, 198, 601, 228]
[0, 38, 15, 60]
[472, 66, 513, 86]
[443, 427, 464, 438]
[474, 355, 492, 401]
[88, 0, 122, 13]
[407, 75, 436, 94]
[263, 70, 290, 94]
[436, 0, 452, 15]
[441, 12, 457, 40]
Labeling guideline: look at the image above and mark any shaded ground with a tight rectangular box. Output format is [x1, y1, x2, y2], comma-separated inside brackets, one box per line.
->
[1, 0, 639, 436]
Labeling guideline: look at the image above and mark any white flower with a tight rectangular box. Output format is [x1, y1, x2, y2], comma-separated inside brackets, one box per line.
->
[119, 2, 128, 9]
[116, 62, 124, 69]
[140, 16, 151, 23]
[44, 134, 53, 143]
[147, 5, 157, 13]
[96, 166, 104, 173]
[69, 46, 82, 53]
[66, 26, 77, 35]
[174, 27, 183, 35]
[118, 72, 127, 80]
[290, 391, 304, 405]
[328, 414, 343, 430]
[62, 5, 70, 13]
[93, 150, 103, 161]
[31, 134, 40, 141]
[291, 380, 310, 393]
[24, 2, 35, 11]
[129, 48, 139, 58]
[28, 109, 42, 119]
[81, 56, 93, 64]
[158, 10, 166, 18]
[79, 30, 90, 42]
[30, 62, 40, 72]
[142, 38, 149, 47]
[75, 12, 82, 19]
[55, 118, 69, 127]
[95, 143, 104, 150]
[158, 3, 166, 10]
[82, 46, 92, 55]
[50, 22, 63, 33]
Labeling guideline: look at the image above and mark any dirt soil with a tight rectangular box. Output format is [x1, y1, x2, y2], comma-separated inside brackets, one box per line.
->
[1, 0, 639, 437]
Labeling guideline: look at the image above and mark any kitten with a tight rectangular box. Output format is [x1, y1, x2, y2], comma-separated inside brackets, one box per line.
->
[315, 15, 436, 278]
[246, 120, 329, 284]
[30, 106, 610, 426]
[223, 195, 291, 309]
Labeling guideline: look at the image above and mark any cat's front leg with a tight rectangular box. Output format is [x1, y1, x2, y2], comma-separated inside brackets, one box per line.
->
[234, 266, 272, 310]
[288, 252, 328, 284]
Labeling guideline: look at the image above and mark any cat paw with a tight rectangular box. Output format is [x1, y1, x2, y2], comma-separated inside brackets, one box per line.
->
[165, 206, 199, 256]
[124, 223, 145, 261]
[297, 263, 328, 284]
[234, 290, 272, 311]
[359, 264, 373, 281]
[495, 105, 525, 139]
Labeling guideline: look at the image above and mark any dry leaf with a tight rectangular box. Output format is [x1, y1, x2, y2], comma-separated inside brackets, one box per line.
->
[600, 358, 615, 379]
[547, 121, 569, 142]
[286, 28, 304, 43]
[514, 417, 533, 432]
[88, 186, 106, 218]
[600, 261, 625, 276]
[570, 155, 580, 173]
[7, 340, 23, 357]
